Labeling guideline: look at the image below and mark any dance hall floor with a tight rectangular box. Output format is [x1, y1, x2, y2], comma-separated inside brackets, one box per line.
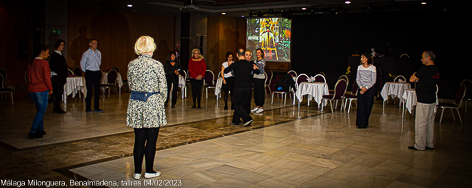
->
[0, 90, 471, 188]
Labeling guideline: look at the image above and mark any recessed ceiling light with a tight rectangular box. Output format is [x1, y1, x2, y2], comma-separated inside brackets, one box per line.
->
[302, 7, 306, 10]
[222, 12, 226, 15]
[421, 2, 427, 5]
[127, 4, 133, 8]
[345, 1, 351, 4]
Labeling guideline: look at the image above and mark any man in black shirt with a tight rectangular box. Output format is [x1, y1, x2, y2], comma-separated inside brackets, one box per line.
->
[224, 49, 259, 126]
[408, 50, 439, 151]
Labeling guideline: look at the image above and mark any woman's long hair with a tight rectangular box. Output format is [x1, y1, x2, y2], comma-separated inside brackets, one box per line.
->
[30, 44, 49, 65]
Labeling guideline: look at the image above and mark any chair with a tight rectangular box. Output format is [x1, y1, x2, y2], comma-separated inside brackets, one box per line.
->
[0, 68, 7, 88]
[100, 69, 118, 98]
[344, 81, 359, 113]
[111, 67, 120, 73]
[25, 71, 29, 86]
[73, 67, 82, 77]
[203, 70, 216, 99]
[180, 70, 188, 98]
[321, 79, 347, 113]
[437, 84, 466, 124]
[287, 70, 297, 77]
[67, 68, 74, 76]
[265, 70, 273, 94]
[271, 74, 294, 105]
[313, 74, 326, 83]
[0, 74, 14, 105]
[394, 75, 406, 82]
[460, 79, 472, 113]
[293, 73, 309, 105]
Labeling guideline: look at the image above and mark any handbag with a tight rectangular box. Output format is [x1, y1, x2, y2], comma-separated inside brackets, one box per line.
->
[130, 91, 159, 102]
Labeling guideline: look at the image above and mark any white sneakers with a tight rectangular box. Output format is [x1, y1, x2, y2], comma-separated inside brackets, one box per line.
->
[251, 107, 264, 114]
[133, 173, 141, 180]
[133, 171, 162, 180]
[145, 171, 162, 178]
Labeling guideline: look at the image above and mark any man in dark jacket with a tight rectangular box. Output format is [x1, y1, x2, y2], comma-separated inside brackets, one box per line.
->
[224, 49, 259, 126]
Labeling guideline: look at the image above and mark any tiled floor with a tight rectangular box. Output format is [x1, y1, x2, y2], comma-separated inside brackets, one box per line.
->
[0, 90, 471, 188]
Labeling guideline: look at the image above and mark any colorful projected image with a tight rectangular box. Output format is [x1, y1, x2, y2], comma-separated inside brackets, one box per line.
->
[247, 18, 291, 62]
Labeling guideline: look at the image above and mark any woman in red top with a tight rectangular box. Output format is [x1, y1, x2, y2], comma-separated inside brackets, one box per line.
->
[27, 44, 53, 139]
[188, 48, 206, 109]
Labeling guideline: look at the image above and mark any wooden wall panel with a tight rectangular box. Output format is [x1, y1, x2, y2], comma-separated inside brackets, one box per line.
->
[67, 7, 174, 80]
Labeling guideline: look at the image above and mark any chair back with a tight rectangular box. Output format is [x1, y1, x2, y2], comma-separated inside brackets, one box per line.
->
[0, 74, 5, 89]
[107, 69, 118, 84]
[455, 84, 466, 107]
[333, 79, 347, 99]
[460, 79, 472, 100]
[112, 67, 120, 72]
[73, 67, 82, 76]
[394, 75, 406, 82]
[25, 71, 29, 85]
[204, 70, 214, 86]
[338, 75, 349, 85]
[351, 81, 359, 95]
[266, 70, 273, 84]
[295, 74, 308, 90]
[0, 68, 7, 88]
[287, 70, 297, 77]
[67, 69, 74, 76]
[313, 74, 326, 83]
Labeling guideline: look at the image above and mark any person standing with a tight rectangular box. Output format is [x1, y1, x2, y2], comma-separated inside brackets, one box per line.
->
[221, 51, 235, 110]
[164, 52, 183, 108]
[356, 53, 377, 129]
[408, 50, 439, 151]
[27, 44, 53, 139]
[80, 38, 103, 113]
[188, 48, 206, 109]
[127, 36, 167, 179]
[49, 39, 68, 113]
[224, 49, 259, 126]
[251, 49, 266, 114]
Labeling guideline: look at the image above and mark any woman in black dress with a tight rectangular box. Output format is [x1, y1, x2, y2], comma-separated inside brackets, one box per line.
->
[49, 39, 68, 113]
[164, 52, 183, 108]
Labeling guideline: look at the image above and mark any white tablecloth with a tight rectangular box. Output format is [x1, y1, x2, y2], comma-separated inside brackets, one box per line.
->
[63, 77, 86, 103]
[401, 89, 438, 118]
[295, 82, 329, 108]
[381, 82, 411, 102]
[214, 77, 223, 97]
[101, 72, 123, 89]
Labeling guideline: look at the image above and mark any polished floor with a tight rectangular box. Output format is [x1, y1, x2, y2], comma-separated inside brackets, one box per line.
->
[0, 89, 471, 188]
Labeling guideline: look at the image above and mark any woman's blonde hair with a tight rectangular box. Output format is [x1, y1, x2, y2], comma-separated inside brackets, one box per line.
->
[134, 36, 156, 55]
[191, 48, 204, 59]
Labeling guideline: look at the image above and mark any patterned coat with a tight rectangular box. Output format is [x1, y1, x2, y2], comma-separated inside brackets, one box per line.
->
[126, 55, 167, 128]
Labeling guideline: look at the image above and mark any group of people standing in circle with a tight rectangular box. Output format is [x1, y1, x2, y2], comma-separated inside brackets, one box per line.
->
[167, 47, 267, 115]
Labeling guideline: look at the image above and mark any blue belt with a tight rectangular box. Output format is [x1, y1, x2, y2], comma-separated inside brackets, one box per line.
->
[130, 91, 159, 102]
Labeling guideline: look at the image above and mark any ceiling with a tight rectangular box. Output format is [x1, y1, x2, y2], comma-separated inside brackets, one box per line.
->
[69, 0, 467, 17]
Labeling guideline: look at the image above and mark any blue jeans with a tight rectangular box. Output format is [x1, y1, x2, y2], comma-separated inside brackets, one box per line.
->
[29, 90, 49, 133]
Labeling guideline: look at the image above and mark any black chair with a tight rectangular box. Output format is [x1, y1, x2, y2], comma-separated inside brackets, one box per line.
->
[203, 70, 216, 99]
[322, 79, 347, 113]
[344, 82, 359, 113]
[100, 69, 118, 98]
[0, 74, 14, 105]
[460, 79, 472, 113]
[73, 67, 83, 77]
[437, 84, 466, 124]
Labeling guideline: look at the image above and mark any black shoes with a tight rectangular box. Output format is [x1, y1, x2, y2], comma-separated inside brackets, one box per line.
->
[224, 105, 228, 110]
[243, 120, 253, 127]
[94, 109, 104, 113]
[171, 104, 175, 108]
[191, 104, 196, 108]
[408, 146, 434, 151]
[86, 108, 103, 113]
[53, 108, 66, 113]
[27, 131, 44, 139]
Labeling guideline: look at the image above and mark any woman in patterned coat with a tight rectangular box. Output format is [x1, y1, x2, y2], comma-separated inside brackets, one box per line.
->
[127, 36, 167, 180]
